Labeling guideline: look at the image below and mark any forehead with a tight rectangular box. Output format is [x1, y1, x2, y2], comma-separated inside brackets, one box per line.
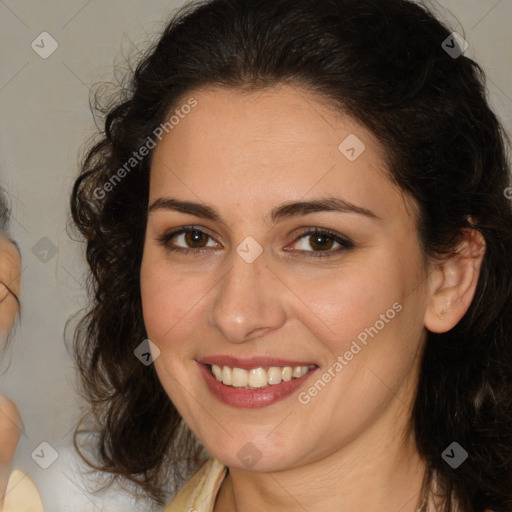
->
[149, 85, 409, 223]
[154, 84, 383, 165]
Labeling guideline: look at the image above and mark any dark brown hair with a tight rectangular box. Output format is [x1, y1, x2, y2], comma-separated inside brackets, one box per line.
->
[70, 0, 512, 509]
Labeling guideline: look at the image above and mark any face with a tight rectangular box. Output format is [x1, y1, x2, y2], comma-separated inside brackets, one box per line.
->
[0, 233, 21, 504]
[0, 234, 21, 339]
[140, 85, 432, 472]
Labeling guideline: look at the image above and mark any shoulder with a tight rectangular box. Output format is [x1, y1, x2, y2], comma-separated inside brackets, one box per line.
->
[2, 469, 44, 512]
[163, 457, 227, 512]
[0, 397, 21, 467]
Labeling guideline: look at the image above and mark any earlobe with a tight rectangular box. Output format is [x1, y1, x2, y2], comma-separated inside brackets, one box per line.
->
[424, 228, 486, 334]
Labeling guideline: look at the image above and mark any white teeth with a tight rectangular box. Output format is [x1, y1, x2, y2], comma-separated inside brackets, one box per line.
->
[267, 367, 282, 385]
[231, 367, 248, 387]
[212, 364, 223, 381]
[248, 368, 267, 388]
[292, 366, 303, 378]
[210, 364, 314, 388]
[222, 366, 232, 385]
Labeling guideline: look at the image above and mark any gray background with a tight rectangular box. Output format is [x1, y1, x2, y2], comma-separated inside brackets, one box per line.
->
[0, 1, 510, 510]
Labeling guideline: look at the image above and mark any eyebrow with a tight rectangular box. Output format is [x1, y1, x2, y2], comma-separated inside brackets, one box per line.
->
[148, 196, 379, 224]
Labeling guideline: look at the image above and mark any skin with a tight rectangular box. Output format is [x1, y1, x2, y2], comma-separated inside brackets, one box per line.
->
[0, 233, 22, 508]
[140, 84, 485, 512]
[0, 235, 20, 332]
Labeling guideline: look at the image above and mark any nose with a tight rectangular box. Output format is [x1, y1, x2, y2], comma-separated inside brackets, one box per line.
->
[208, 248, 287, 344]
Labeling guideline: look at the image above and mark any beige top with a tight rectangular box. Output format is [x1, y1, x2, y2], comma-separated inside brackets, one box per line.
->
[163, 458, 227, 512]
[2, 470, 44, 512]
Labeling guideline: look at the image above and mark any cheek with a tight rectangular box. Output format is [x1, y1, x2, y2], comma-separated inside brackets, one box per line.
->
[289, 247, 425, 388]
[140, 253, 174, 343]
[0, 299, 19, 333]
[290, 262, 402, 355]
[140, 253, 208, 353]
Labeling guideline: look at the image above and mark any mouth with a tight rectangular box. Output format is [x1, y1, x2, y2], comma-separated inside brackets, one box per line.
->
[208, 363, 316, 389]
[197, 356, 318, 408]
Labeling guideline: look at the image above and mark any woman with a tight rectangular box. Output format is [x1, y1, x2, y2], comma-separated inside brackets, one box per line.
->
[70, 0, 512, 511]
[0, 189, 44, 511]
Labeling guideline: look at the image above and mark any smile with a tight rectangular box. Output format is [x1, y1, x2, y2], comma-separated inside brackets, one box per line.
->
[210, 364, 316, 389]
[198, 357, 319, 408]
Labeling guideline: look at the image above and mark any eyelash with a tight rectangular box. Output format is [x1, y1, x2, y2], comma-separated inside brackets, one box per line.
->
[156, 226, 354, 258]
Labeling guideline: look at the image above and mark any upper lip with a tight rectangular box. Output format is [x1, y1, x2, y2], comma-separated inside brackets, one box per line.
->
[198, 355, 317, 370]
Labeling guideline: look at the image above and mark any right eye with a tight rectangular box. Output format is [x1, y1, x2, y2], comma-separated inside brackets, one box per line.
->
[157, 227, 219, 254]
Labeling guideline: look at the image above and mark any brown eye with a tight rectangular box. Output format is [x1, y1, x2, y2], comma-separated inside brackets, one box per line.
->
[288, 229, 354, 258]
[184, 230, 209, 248]
[308, 233, 335, 251]
[157, 227, 219, 253]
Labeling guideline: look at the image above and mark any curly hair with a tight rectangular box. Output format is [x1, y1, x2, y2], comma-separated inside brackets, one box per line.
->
[70, 0, 512, 509]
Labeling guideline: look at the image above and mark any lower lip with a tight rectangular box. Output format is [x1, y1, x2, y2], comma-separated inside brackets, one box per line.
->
[198, 363, 317, 408]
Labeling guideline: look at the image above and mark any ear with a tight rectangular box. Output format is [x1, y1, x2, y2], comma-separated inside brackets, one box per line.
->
[424, 227, 486, 333]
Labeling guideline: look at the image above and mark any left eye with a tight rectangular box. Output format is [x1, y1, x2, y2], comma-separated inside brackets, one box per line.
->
[290, 230, 353, 255]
